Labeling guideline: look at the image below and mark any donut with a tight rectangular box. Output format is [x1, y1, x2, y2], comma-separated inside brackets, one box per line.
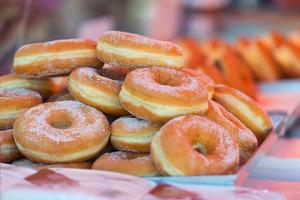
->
[205, 101, 257, 164]
[213, 49, 257, 99]
[0, 74, 55, 98]
[96, 31, 184, 69]
[180, 68, 214, 99]
[111, 116, 161, 153]
[151, 115, 239, 176]
[91, 151, 160, 176]
[13, 39, 103, 78]
[13, 100, 110, 163]
[68, 67, 128, 116]
[213, 84, 273, 144]
[11, 158, 91, 169]
[119, 67, 208, 122]
[0, 88, 42, 130]
[274, 40, 300, 77]
[0, 129, 23, 163]
[236, 37, 280, 81]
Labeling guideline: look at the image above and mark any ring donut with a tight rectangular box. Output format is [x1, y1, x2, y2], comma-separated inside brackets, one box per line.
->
[0, 74, 55, 98]
[119, 67, 208, 122]
[68, 67, 128, 116]
[205, 101, 257, 164]
[13, 39, 103, 78]
[181, 68, 214, 99]
[0, 129, 23, 163]
[213, 84, 273, 144]
[13, 100, 110, 163]
[92, 151, 160, 176]
[0, 88, 42, 130]
[111, 116, 161, 153]
[96, 31, 184, 69]
[151, 115, 239, 176]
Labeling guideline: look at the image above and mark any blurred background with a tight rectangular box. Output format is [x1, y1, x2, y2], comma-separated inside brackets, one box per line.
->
[0, 0, 300, 75]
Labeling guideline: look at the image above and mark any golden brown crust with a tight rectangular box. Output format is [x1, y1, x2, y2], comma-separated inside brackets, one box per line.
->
[0, 129, 23, 163]
[68, 67, 128, 116]
[0, 88, 42, 130]
[91, 151, 160, 176]
[13, 39, 103, 78]
[96, 31, 184, 69]
[13, 101, 110, 163]
[213, 84, 273, 144]
[111, 116, 161, 153]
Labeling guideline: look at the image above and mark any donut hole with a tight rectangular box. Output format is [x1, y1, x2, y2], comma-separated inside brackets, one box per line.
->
[155, 72, 181, 87]
[192, 143, 208, 155]
[48, 110, 73, 129]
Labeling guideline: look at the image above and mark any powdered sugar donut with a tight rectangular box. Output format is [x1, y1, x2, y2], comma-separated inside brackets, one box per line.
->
[13, 101, 110, 163]
[0, 88, 42, 130]
[96, 31, 184, 69]
[119, 67, 208, 122]
[92, 151, 160, 176]
[13, 39, 103, 78]
[151, 115, 239, 176]
[111, 116, 161, 153]
[68, 67, 128, 115]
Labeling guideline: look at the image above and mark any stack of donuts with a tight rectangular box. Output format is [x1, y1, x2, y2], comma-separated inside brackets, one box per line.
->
[178, 29, 300, 99]
[0, 31, 273, 177]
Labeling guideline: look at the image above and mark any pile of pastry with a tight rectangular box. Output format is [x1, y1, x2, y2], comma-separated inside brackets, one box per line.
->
[0, 31, 273, 176]
[178, 29, 300, 99]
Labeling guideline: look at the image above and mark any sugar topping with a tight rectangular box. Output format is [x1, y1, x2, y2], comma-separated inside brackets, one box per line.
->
[16, 100, 109, 143]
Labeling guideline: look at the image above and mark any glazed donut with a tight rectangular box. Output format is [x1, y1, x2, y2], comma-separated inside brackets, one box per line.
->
[205, 101, 258, 164]
[111, 116, 161, 153]
[151, 115, 239, 176]
[68, 67, 128, 116]
[180, 68, 214, 99]
[0, 88, 42, 130]
[119, 67, 208, 122]
[213, 84, 273, 144]
[236, 37, 280, 81]
[96, 31, 184, 69]
[13, 39, 103, 78]
[0, 129, 23, 163]
[11, 158, 91, 170]
[0, 74, 55, 98]
[92, 151, 160, 176]
[13, 100, 110, 163]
